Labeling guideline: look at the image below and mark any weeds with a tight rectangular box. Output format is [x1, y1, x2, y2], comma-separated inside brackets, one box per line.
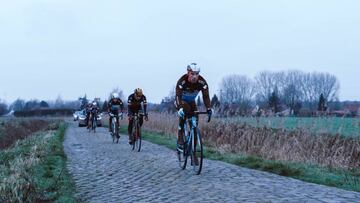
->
[0, 121, 77, 202]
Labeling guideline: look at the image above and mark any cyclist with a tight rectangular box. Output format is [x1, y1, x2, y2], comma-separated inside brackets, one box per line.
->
[85, 103, 92, 129]
[88, 101, 100, 129]
[107, 93, 124, 132]
[175, 63, 212, 159]
[127, 88, 149, 144]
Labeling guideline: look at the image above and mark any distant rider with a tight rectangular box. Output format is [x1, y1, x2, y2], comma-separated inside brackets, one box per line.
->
[85, 103, 92, 129]
[127, 88, 149, 144]
[107, 93, 124, 132]
[88, 101, 99, 128]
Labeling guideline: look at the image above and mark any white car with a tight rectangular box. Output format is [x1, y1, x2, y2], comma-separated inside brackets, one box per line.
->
[73, 110, 83, 121]
[78, 110, 102, 127]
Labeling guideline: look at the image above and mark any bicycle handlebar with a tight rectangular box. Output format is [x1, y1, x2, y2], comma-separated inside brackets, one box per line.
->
[193, 111, 212, 122]
[193, 111, 208, 115]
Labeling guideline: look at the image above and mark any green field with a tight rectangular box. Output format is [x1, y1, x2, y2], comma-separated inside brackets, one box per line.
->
[221, 117, 360, 137]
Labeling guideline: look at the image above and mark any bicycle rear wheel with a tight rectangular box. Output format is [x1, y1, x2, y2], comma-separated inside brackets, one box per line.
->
[191, 130, 203, 175]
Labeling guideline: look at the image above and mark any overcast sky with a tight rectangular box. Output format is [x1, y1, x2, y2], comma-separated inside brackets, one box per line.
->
[0, 0, 359, 103]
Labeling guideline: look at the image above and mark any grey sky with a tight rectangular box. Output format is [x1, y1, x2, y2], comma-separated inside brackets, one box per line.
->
[1, 0, 359, 103]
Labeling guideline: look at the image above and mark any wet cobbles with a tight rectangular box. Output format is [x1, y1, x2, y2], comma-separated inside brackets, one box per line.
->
[64, 123, 360, 203]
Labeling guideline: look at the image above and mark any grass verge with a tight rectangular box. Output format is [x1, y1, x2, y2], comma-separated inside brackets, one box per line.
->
[140, 129, 360, 193]
[0, 122, 78, 202]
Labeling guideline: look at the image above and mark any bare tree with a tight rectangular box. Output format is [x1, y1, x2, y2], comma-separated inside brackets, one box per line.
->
[220, 74, 255, 114]
[300, 72, 340, 110]
[10, 99, 25, 111]
[254, 71, 286, 105]
[283, 70, 304, 115]
[54, 95, 64, 108]
[0, 99, 8, 116]
[160, 86, 176, 113]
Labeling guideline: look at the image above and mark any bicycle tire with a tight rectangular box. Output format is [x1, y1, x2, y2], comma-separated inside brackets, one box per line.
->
[132, 123, 136, 151]
[136, 126, 141, 152]
[113, 117, 120, 143]
[191, 130, 203, 175]
[181, 131, 191, 170]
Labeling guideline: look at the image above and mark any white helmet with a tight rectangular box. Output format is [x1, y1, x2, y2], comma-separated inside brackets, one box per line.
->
[187, 63, 200, 73]
[111, 92, 119, 99]
[92, 102, 97, 106]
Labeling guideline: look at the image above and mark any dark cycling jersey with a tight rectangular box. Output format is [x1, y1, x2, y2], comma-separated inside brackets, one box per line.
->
[175, 74, 211, 109]
[108, 98, 124, 113]
[127, 93, 147, 114]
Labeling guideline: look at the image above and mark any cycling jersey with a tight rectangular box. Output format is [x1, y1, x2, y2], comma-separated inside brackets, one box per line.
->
[175, 74, 211, 109]
[108, 98, 124, 113]
[127, 93, 147, 114]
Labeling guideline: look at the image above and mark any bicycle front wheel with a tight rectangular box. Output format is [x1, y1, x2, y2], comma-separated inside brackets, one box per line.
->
[132, 126, 141, 152]
[178, 132, 190, 170]
[136, 127, 141, 152]
[191, 130, 203, 175]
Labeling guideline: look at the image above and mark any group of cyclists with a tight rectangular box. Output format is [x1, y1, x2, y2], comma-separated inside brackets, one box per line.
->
[84, 63, 213, 151]
[84, 88, 148, 145]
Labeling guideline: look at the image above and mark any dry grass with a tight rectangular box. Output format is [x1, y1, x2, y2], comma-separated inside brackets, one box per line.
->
[0, 118, 53, 149]
[144, 112, 360, 170]
[0, 132, 49, 202]
[0, 122, 76, 202]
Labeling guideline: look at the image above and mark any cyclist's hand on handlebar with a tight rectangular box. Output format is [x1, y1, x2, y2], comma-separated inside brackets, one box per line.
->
[178, 108, 185, 118]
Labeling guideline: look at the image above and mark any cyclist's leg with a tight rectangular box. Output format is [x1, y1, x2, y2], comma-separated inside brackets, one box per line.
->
[191, 102, 200, 165]
[178, 117, 185, 146]
[88, 113, 92, 128]
[128, 111, 134, 144]
[139, 114, 144, 127]
[86, 113, 90, 128]
[116, 115, 120, 129]
[94, 113, 97, 128]
[178, 101, 191, 147]
[109, 114, 112, 132]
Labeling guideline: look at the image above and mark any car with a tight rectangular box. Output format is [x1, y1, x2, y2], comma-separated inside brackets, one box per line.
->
[78, 110, 103, 127]
[73, 110, 83, 121]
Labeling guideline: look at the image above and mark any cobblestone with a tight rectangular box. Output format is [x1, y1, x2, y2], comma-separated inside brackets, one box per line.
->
[63, 123, 360, 202]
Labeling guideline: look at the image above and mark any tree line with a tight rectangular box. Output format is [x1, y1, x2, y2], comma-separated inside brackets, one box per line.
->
[218, 70, 341, 116]
[156, 70, 356, 117]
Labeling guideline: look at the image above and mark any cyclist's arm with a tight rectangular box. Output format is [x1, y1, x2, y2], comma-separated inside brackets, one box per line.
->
[142, 95, 148, 115]
[120, 100, 125, 112]
[175, 78, 184, 109]
[127, 95, 133, 114]
[200, 77, 211, 109]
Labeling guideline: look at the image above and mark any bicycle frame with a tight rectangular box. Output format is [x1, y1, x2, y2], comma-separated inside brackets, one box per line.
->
[183, 116, 198, 155]
[131, 112, 145, 152]
[88, 112, 97, 132]
[178, 111, 210, 175]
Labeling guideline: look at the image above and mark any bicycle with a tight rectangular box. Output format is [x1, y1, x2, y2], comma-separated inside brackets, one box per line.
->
[177, 111, 211, 175]
[88, 112, 97, 133]
[129, 112, 146, 152]
[109, 112, 122, 143]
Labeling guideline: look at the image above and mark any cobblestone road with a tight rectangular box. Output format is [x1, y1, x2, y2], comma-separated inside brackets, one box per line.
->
[63, 123, 360, 203]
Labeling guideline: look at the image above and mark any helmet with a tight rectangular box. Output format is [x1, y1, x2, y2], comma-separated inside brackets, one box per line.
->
[134, 88, 143, 97]
[111, 92, 119, 99]
[187, 63, 200, 73]
[92, 102, 97, 106]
